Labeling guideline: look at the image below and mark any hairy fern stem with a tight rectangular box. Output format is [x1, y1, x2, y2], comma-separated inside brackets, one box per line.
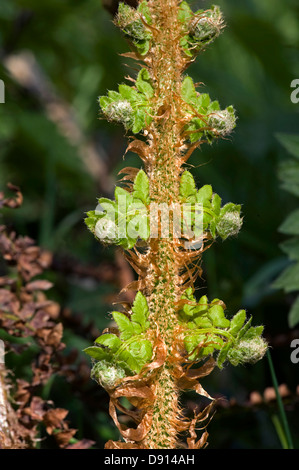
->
[84, 0, 267, 449]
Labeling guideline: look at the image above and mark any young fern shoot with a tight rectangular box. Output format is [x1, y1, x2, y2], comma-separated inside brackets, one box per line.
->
[84, 0, 267, 449]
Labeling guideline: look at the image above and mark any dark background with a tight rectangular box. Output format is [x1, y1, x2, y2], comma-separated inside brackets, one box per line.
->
[0, 0, 299, 448]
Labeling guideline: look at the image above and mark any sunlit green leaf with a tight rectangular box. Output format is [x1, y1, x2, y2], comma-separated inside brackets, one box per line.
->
[136, 69, 154, 99]
[132, 169, 150, 205]
[180, 170, 197, 202]
[131, 291, 150, 331]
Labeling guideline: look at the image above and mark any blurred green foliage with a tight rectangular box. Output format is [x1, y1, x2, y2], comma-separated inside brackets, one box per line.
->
[272, 133, 299, 328]
[1, 0, 299, 449]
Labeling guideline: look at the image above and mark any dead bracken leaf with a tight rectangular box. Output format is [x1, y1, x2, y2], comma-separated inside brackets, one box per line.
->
[25, 280, 54, 292]
[0, 183, 23, 209]
[54, 429, 77, 448]
[43, 408, 69, 434]
[0, 186, 87, 449]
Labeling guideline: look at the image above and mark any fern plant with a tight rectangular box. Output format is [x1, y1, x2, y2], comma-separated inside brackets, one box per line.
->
[84, 0, 267, 449]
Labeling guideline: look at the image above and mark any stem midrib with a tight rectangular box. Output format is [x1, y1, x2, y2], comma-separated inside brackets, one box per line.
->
[141, 0, 184, 449]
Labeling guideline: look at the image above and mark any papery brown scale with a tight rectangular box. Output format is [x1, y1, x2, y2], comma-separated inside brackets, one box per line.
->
[119, 279, 146, 296]
[185, 402, 216, 449]
[108, 387, 154, 442]
[111, 300, 132, 313]
[187, 429, 209, 449]
[124, 252, 147, 277]
[120, 51, 143, 62]
[125, 139, 150, 164]
[117, 167, 140, 190]
[105, 440, 146, 449]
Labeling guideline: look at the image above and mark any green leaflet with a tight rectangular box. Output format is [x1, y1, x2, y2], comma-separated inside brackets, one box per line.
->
[217, 342, 232, 368]
[83, 346, 112, 362]
[179, 170, 197, 203]
[84, 292, 153, 387]
[211, 193, 221, 216]
[131, 290, 150, 331]
[178, 177, 242, 241]
[115, 2, 152, 56]
[179, 287, 199, 318]
[179, 289, 230, 331]
[136, 68, 154, 99]
[178, 287, 266, 367]
[180, 77, 236, 144]
[99, 70, 153, 134]
[133, 170, 149, 205]
[178, 1, 194, 23]
[115, 185, 133, 208]
[181, 76, 211, 111]
[196, 185, 213, 206]
[127, 339, 153, 370]
[216, 317, 265, 368]
[112, 311, 142, 340]
[184, 332, 225, 361]
[181, 76, 198, 104]
[208, 302, 230, 329]
[178, 3, 223, 58]
[95, 333, 122, 352]
[229, 310, 247, 337]
[118, 84, 141, 102]
[111, 291, 150, 340]
[85, 171, 150, 250]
